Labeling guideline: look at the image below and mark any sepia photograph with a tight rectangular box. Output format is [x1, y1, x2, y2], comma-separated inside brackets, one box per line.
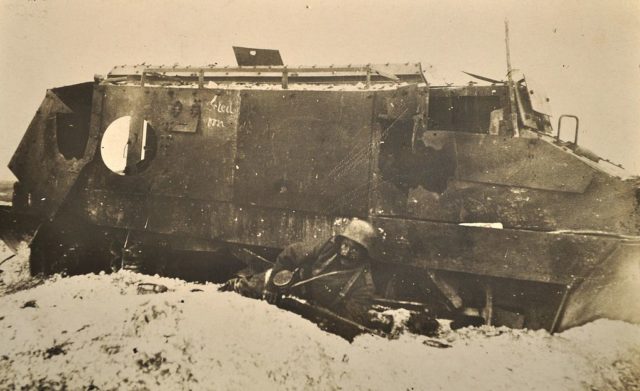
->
[1, 0, 639, 389]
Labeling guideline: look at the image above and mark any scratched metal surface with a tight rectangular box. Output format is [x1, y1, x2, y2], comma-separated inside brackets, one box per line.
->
[209, 202, 337, 247]
[234, 89, 374, 216]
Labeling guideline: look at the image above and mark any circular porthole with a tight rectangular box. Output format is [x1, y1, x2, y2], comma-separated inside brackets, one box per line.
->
[100, 116, 157, 175]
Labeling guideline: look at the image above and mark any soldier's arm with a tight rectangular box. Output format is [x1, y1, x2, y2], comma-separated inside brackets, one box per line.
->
[264, 238, 328, 302]
[341, 270, 377, 325]
[272, 238, 327, 274]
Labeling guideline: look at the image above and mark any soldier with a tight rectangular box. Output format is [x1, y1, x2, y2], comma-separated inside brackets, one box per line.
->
[220, 219, 378, 326]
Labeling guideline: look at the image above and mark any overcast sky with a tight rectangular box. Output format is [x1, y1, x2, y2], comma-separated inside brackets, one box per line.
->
[1, 0, 638, 180]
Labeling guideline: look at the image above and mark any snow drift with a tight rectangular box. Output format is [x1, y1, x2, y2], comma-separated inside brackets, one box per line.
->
[0, 243, 639, 390]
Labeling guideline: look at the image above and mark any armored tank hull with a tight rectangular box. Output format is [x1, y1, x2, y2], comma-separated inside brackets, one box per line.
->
[2, 53, 639, 332]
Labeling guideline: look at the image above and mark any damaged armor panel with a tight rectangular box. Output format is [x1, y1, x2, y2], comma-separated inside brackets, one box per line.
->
[372, 84, 452, 216]
[9, 82, 98, 219]
[374, 125, 636, 234]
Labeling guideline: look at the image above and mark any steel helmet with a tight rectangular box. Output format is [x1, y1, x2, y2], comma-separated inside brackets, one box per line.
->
[338, 219, 377, 253]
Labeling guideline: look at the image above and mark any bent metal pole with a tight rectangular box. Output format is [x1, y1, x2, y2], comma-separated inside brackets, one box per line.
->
[505, 19, 520, 137]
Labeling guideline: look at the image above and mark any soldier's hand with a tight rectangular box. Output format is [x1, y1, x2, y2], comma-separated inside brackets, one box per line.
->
[262, 287, 280, 304]
[218, 278, 240, 292]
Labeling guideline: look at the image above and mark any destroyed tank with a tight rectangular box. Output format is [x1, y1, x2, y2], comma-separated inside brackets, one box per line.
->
[1, 47, 639, 333]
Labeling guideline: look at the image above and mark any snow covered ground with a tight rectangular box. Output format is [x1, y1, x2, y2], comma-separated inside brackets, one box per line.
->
[1, 241, 639, 390]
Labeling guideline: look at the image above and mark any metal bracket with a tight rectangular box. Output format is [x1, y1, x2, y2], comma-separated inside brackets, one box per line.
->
[426, 270, 463, 310]
[482, 283, 493, 326]
[557, 114, 580, 145]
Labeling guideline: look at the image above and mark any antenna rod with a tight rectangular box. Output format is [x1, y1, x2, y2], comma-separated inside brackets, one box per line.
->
[505, 19, 520, 137]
